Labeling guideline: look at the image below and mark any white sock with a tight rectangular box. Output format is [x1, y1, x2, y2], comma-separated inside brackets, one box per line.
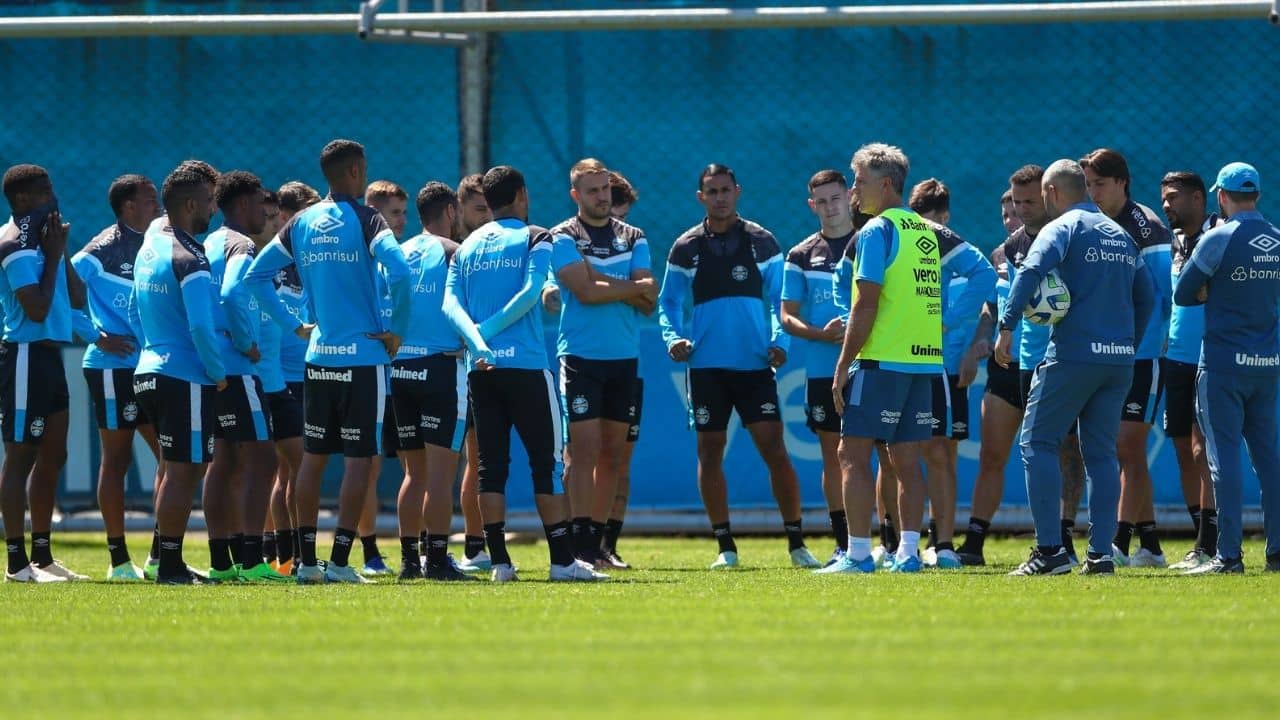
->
[897, 531, 921, 560]
[847, 537, 872, 562]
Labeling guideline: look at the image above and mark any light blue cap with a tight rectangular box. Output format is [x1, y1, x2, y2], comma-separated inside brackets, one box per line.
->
[1210, 162, 1261, 193]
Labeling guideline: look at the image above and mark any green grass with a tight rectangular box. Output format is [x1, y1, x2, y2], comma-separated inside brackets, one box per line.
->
[2, 534, 1279, 719]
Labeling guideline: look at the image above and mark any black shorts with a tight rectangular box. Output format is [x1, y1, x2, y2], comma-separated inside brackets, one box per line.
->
[212, 374, 271, 443]
[267, 382, 303, 442]
[1161, 357, 1198, 438]
[0, 342, 69, 444]
[627, 378, 644, 443]
[302, 363, 386, 458]
[688, 368, 781, 433]
[469, 368, 563, 495]
[559, 355, 638, 425]
[984, 355, 1023, 411]
[381, 394, 399, 458]
[931, 373, 970, 440]
[805, 377, 840, 433]
[391, 354, 468, 452]
[1122, 358, 1164, 425]
[134, 372, 215, 464]
[84, 367, 148, 431]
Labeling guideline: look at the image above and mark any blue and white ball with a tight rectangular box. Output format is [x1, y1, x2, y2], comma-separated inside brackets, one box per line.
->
[1024, 269, 1071, 325]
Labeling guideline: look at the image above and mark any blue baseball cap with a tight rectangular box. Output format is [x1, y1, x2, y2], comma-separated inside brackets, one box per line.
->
[1210, 162, 1261, 193]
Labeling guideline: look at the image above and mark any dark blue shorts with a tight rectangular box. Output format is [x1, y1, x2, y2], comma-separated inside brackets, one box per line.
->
[839, 365, 933, 443]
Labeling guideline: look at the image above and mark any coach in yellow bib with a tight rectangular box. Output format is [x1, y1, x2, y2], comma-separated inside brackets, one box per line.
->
[822, 143, 943, 575]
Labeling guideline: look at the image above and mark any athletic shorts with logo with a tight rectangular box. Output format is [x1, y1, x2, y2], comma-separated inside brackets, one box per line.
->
[468, 367, 563, 495]
[1122, 358, 1164, 424]
[627, 378, 644, 443]
[984, 355, 1023, 411]
[267, 381, 303, 442]
[303, 363, 386, 458]
[1161, 357, 1198, 438]
[687, 368, 781, 433]
[134, 372, 215, 463]
[0, 342, 69, 444]
[85, 367, 149, 431]
[930, 372, 969, 440]
[212, 374, 271, 443]
[840, 364, 933, 443]
[390, 354, 468, 452]
[560, 355, 638, 426]
[805, 377, 840, 433]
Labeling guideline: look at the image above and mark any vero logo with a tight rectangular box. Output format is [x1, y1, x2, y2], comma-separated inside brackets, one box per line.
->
[1248, 234, 1280, 254]
[309, 215, 345, 233]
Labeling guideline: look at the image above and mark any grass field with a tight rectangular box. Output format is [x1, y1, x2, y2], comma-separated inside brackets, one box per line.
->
[2, 533, 1279, 719]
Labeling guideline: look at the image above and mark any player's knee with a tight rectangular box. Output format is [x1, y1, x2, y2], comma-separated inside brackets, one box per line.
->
[477, 472, 509, 495]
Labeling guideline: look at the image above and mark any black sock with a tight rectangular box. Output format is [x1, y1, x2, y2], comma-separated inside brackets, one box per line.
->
[927, 518, 939, 549]
[1187, 505, 1202, 534]
[604, 519, 624, 553]
[360, 534, 381, 563]
[426, 534, 449, 567]
[419, 531, 428, 553]
[400, 536, 420, 570]
[1198, 509, 1218, 556]
[829, 510, 849, 551]
[881, 516, 899, 554]
[208, 538, 233, 572]
[107, 536, 130, 567]
[1061, 519, 1077, 555]
[231, 533, 244, 562]
[299, 526, 318, 566]
[239, 534, 264, 569]
[262, 534, 277, 563]
[936, 541, 955, 553]
[712, 522, 737, 554]
[1113, 521, 1134, 556]
[464, 534, 485, 559]
[544, 521, 574, 566]
[484, 522, 511, 566]
[150, 526, 161, 560]
[158, 535, 185, 576]
[784, 519, 804, 551]
[6, 536, 28, 574]
[591, 521, 607, 552]
[570, 516, 593, 560]
[275, 529, 295, 564]
[1137, 521, 1162, 554]
[30, 531, 52, 567]
[963, 516, 990, 552]
[332, 528, 357, 567]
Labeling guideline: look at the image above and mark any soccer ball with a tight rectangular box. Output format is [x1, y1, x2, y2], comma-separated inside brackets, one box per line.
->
[1024, 269, 1070, 325]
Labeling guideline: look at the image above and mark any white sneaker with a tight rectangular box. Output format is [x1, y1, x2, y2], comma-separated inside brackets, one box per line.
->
[549, 559, 609, 582]
[1170, 549, 1213, 571]
[789, 547, 821, 568]
[871, 545, 889, 566]
[457, 550, 492, 573]
[921, 547, 938, 567]
[491, 563, 518, 583]
[1130, 548, 1167, 568]
[107, 562, 146, 582]
[5, 563, 67, 583]
[1111, 544, 1131, 568]
[325, 563, 371, 584]
[709, 551, 739, 569]
[37, 560, 89, 581]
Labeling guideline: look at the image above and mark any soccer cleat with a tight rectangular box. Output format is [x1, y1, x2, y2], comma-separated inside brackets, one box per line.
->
[1110, 544, 1130, 568]
[457, 551, 492, 573]
[296, 563, 326, 585]
[549, 559, 610, 582]
[143, 557, 160, 581]
[932, 549, 963, 570]
[208, 565, 243, 583]
[955, 543, 986, 566]
[1080, 555, 1116, 575]
[37, 560, 89, 582]
[491, 563, 518, 583]
[789, 547, 821, 568]
[709, 551, 739, 570]
[5, 563, 68, 583]
[325, 563, 371, 584]
[1184, 557, 1245, 575]
[157, 566, 216, 585]
[1169, 549, 1212, 570]
[359, 556, 393, 577]
[597, 549, 631, 570]
[1009, 547, 1073, 576]
[822, 548, 846, 568]
[1130, 548, 1167, 568]
[273, 558, 295, 576]
[813, 553, 876, 574]
[239, 563, 292, 584]
[871, 545, 888, 566]
[426, 563, 478, 581]
[889, 555, 922, 573]
[398, 564, 424, 582]
[107, 562, 146, 582]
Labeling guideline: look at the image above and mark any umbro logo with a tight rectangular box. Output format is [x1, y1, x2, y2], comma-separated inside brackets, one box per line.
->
[1248, 234, 1280, 254]
[915, 237, 937, 255]
[1097, 222, 1124, 239]
[309, 215, 344, 233]
[120, 262, 133, 271]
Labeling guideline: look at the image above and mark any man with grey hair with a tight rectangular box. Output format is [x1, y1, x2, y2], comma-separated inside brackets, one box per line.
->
[996, 159, 1155, 576]
[820, 143, 944, 574]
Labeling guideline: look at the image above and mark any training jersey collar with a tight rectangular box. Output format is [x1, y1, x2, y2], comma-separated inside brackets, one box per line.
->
[1227, 210, 1264, 222]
